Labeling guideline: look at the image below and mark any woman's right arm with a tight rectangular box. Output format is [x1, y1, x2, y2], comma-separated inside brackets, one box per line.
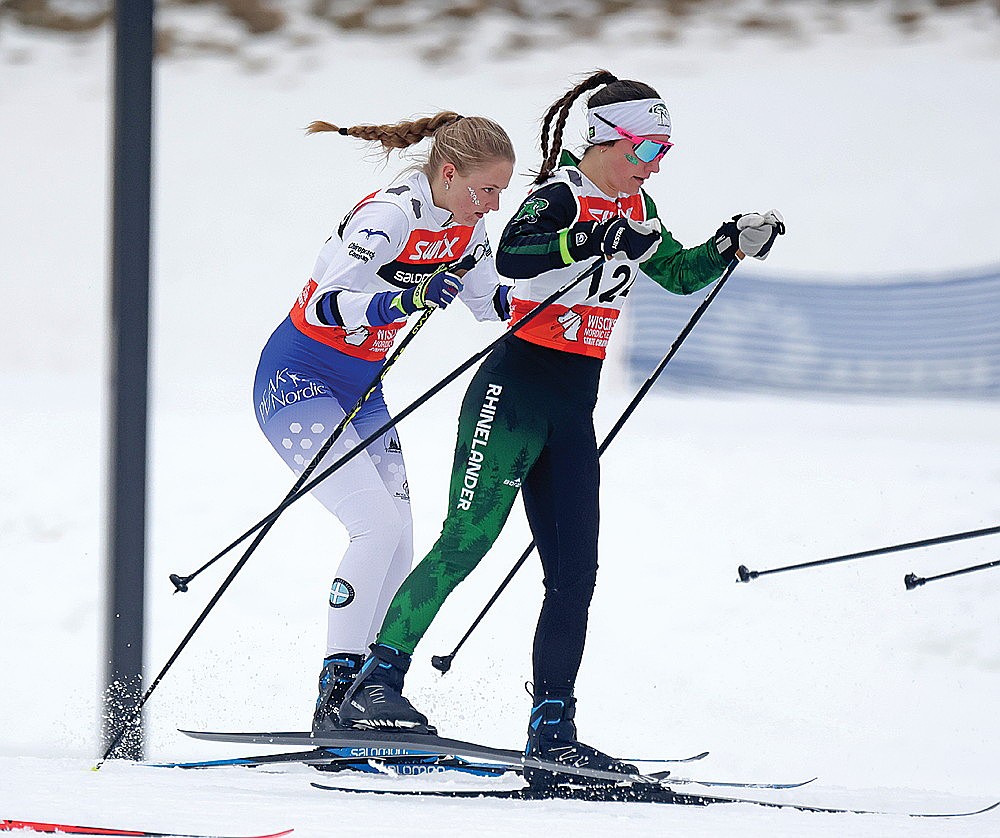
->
[305, 202, 415, 330]
[495, 182, 579, 280]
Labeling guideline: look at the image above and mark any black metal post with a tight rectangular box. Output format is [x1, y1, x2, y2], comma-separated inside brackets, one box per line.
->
[103, 0, 154, 761]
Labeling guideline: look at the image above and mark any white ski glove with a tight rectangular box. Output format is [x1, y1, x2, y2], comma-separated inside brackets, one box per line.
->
[715, 210, 785, 261]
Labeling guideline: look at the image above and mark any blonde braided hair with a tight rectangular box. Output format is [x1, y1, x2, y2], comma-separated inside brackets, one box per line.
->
[307, 111, 514, 177]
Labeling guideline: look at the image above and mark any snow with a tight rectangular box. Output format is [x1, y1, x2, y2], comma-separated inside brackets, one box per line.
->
[2, 4, 1000, 836]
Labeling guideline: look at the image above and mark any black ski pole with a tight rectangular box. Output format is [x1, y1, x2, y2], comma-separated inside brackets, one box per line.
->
[905, 557, 1000, 590]
[98, 258, 603, 764]
[169, 257, 604, 589]
[431, 258, 740, 674]
[169, 254, 478, 593]
[100, 288, 446, 765]
[737, 524, 1000, 584]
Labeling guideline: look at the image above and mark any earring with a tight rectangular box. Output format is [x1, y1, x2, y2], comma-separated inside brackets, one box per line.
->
[444, 181, 450, 190]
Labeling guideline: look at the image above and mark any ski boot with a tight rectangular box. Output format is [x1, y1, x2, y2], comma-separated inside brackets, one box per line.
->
[523, 695, 638, 790]
[337, 643, 436, 734]
[311, 652, 365, 733]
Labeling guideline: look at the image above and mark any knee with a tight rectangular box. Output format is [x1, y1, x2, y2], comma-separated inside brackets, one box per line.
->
[543, 564, 598, 600]
[425, 528, 492, 584]
[338, 488, 408, 549]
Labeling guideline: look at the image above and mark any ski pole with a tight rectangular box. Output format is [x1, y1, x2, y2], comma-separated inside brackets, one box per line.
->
[905, 557, 1000, 590]
[98, 259, 603, 763]
[100, 288, 446, 765]
[737, 524, 1000, 584]
[431, 258, 740, 674]
[170, 257, 604, 587]
[169, 254, 477, 593]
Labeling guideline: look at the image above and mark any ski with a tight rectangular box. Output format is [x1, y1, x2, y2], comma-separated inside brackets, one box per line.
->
[178, 729, 705, 775]
[0, 820, 292, 838]
[152, 749, 506, 777]
[159, 742, 799, 789]
[309, 782, 1000, 817]
[647, 771, 817, 790]
[180, 729, 661, 786]
[157, 747, 806, 789]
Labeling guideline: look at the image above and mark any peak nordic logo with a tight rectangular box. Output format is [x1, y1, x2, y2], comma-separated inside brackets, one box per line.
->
[648, 103, 671, 128]
[360, 228, 391, 243]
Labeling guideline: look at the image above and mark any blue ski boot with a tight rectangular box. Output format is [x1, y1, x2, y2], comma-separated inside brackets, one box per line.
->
[524, 695, 638, 789]
[338, 643, 436, 734]
[312, 652, 365, 733]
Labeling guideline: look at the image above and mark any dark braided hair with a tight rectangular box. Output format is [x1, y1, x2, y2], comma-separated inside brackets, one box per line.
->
[534, 70, 662, 185]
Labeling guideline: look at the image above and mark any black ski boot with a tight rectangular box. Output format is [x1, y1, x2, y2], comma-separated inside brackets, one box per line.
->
[523, 695, 638, 789]
[311, 652, 365, 733]
[337, 643, 436, 734]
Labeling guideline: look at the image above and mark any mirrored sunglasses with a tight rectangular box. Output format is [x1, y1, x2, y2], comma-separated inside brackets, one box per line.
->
[594, 114, 673, 163]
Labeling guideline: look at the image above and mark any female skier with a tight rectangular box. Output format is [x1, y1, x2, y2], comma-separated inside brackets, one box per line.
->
[252, 112, 515, 732]
[338, 71, 784, 784]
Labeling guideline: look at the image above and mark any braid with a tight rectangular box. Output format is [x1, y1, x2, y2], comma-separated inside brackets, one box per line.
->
[534, 69, 618, 185]
[306, 111, 464, 153]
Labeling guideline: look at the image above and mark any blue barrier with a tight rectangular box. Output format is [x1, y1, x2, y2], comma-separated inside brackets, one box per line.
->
[625, 266, 1000, 397]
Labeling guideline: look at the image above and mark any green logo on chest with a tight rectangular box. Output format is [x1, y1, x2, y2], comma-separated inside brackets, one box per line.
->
[515, 197, 549, 222]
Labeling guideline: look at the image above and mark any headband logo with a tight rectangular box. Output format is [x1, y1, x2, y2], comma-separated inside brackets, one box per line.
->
[649, 103, 670, 126]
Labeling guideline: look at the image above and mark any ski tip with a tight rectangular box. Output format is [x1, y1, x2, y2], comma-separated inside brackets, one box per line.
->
[1, 824, 294, 838]
[924, 799, 1000, 818]
[624, 750, 710, 764]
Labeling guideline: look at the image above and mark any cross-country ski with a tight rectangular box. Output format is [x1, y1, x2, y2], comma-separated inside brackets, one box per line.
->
[309, 783, 1000, 818]
[0, 821, 292, 838]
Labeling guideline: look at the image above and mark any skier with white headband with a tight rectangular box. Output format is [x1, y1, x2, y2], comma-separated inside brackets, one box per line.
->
[336, 70, 784, 789]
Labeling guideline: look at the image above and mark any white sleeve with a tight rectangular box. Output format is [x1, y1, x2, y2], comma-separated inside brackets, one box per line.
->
[457, 228, 509, 323]
[306, 202, 410, 329]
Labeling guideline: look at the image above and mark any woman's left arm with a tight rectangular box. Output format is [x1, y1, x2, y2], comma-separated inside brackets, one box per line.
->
[639, 194, 729, 295]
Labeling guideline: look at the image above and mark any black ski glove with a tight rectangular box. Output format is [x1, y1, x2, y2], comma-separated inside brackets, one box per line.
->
[567, 217, 662, 263]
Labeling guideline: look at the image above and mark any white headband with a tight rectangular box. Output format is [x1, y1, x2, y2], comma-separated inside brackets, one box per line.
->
[586, 98, 672, 144]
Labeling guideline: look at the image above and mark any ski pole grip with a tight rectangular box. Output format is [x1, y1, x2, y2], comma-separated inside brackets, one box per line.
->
[903, 573, 926, 590]
[169, 573, 190, 593]
[737, 565, 758, 583]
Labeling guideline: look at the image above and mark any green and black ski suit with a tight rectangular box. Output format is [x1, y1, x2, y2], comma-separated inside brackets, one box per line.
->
[377, 153, 727, 695]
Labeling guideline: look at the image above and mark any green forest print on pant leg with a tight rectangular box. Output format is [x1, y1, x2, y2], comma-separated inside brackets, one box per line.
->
[378, 377, 547, 652]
